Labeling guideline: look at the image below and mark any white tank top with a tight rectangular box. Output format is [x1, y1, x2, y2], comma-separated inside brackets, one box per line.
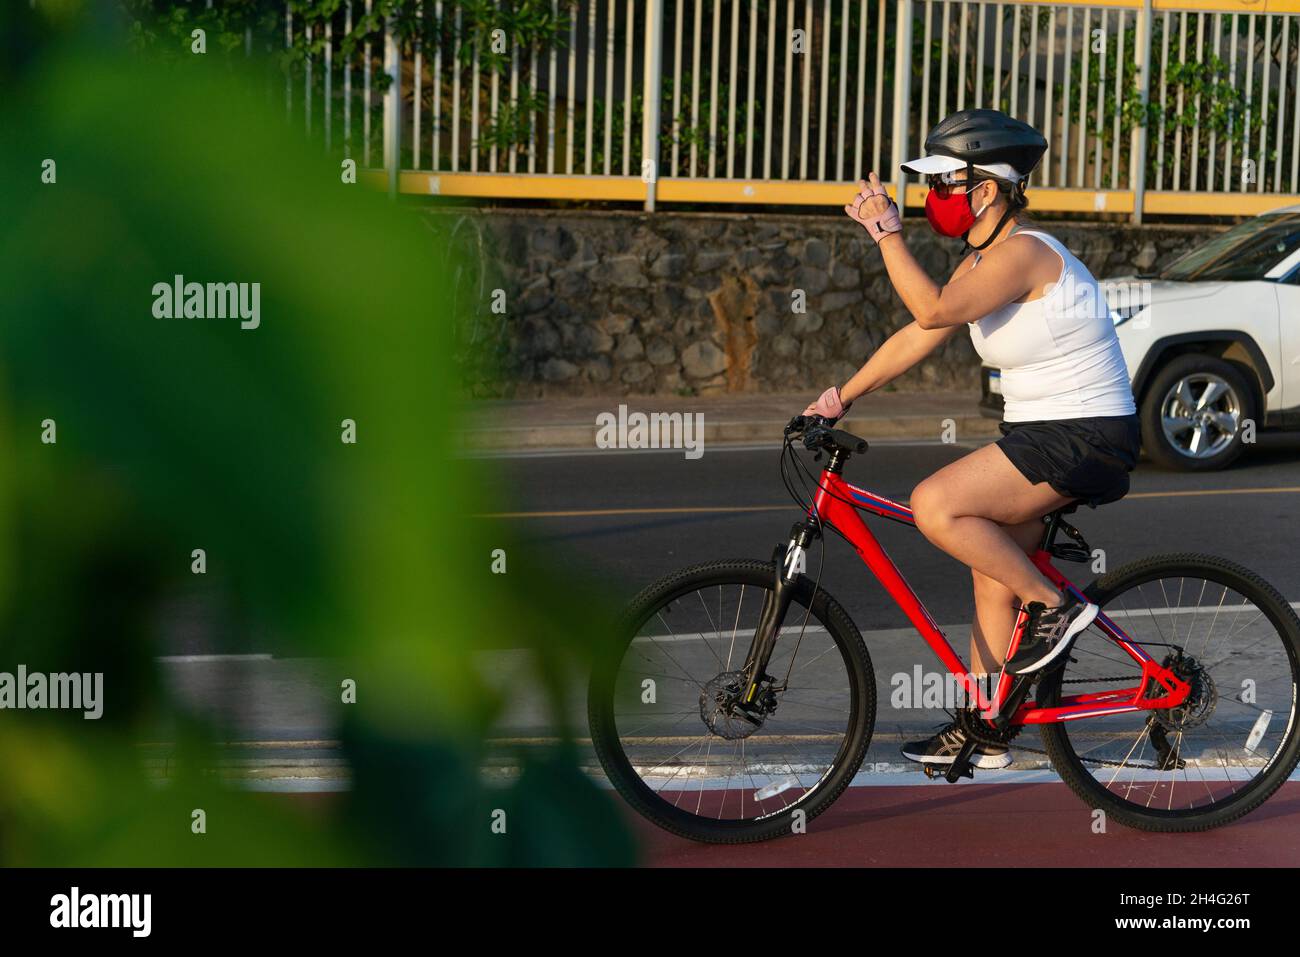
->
[968, 229, 1135, 422]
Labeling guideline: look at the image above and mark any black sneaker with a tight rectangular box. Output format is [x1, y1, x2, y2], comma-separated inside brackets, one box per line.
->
[1003, 596, 1099, 676]
[900, 722, 1012, 770]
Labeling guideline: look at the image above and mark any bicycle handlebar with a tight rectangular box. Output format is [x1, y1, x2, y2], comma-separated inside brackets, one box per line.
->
[785, 415, 869, 456]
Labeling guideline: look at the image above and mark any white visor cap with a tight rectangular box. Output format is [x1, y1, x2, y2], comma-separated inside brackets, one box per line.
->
[899, 153, 1023, 182]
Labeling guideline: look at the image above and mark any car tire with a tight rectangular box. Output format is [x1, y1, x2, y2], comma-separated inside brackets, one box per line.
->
[1139, 353, 1257, 471]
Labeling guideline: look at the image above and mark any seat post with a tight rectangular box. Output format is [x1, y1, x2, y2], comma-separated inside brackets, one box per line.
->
[1039, 510, 1063, 551]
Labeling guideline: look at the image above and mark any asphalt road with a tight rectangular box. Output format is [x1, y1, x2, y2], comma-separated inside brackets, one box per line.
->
[480, 439, 1300, 865]
[487, 432, 1300, 630]
[156, 431, 1300, 744]
[151, 433, 1300, 806]
[155, 432, 1300, 869]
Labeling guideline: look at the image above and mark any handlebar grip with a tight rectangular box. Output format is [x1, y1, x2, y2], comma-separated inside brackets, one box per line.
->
[828, 429, 868, 454]
[788, 416, 868, 456]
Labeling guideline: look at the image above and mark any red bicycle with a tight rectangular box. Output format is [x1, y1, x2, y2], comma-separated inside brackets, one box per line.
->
[588, 415, 1300, 843]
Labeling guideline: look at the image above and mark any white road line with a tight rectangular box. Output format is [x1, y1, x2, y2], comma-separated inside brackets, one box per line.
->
[155, 600, 1300, 663]
[1103, 602, 1300, 619]
[239, 778, 350, 793]
[218, 761, 1300, 794]
[589, 764, 1300, 792]
[458, 438, 976, 460]
[632, 626, 831, 644]
[631, 603, 1300, 644]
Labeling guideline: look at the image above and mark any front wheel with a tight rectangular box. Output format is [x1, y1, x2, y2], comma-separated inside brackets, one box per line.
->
[1039, 553, 1300, 831]
[588, 560, 875, 844]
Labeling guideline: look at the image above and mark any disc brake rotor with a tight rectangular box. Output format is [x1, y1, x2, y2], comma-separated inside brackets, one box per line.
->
[699, 670, 767, 740]
[1152, 653, 1218, 732]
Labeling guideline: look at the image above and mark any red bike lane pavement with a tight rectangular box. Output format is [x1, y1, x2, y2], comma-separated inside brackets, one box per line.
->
[635, 781, 1300, 867]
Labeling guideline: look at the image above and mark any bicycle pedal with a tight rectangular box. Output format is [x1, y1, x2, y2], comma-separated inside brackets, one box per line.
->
[921, 763, 972, 781]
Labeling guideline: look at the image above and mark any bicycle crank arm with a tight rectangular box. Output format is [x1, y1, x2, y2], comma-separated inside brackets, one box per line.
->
[992, 672, 1037, 730]
[943, 738, 979, 783]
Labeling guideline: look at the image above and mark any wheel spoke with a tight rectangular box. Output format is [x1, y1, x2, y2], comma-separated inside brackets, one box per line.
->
[1196, 379, 1228, 409]
[1052, 566, 1298, 826]
[598, 573, 865, 830]
[1208, 410, 1239, 434]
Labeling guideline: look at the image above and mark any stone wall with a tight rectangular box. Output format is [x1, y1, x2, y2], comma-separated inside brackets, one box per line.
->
[436, 208, 1215, 398]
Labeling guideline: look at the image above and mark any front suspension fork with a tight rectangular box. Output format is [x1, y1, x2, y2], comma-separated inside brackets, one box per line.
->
[741, 522, 818, 704]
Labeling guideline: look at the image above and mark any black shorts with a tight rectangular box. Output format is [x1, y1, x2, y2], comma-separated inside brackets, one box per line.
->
[996, 414, 1141, 508]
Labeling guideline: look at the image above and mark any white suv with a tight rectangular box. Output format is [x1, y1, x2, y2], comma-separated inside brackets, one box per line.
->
[981, 205, 1300, 470]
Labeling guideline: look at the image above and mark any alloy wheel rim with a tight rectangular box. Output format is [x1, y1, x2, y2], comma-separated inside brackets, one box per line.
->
[1159, 372, 1241, 459]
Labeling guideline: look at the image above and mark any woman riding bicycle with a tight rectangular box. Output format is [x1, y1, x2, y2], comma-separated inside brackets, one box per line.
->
[803, 109, 1140, 771]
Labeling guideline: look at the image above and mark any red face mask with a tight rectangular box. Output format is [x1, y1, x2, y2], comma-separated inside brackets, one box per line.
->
[924, 187, 978, 237]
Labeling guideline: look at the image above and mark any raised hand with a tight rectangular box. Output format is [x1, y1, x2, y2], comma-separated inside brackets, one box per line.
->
[845, 172, 902, 245]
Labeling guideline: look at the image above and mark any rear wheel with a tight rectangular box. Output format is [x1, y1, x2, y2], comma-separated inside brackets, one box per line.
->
[1039, 554, 1300, 831]
[588, 560, 875, 844]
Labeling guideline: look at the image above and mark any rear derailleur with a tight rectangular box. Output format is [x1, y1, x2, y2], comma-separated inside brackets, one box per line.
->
[1140, 649, 1217, 771]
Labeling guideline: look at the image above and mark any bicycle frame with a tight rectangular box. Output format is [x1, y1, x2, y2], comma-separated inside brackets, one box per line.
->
[805, 466, 1191, 726]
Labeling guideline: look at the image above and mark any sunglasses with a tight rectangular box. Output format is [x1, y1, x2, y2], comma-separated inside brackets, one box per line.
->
[926, 172, 983, 199]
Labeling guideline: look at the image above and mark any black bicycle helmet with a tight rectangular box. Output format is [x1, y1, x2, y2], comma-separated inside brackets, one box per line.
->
[916, 108, 1048, 179]
[901, 109, 1049, 250]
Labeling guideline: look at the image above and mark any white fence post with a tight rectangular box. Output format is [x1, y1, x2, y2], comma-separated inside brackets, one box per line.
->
[383, 15, 402, 199]
[1130, 0, 1153, 224]
[642, 0, 664, 212]
[284, 2, 293, 119]
[891, 0, 915, 216]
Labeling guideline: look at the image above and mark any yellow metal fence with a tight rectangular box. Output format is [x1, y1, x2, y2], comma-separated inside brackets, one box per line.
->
[289, 0, 1300, 219]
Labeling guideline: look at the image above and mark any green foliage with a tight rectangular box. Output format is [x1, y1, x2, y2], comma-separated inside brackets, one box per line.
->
[123, 0, 278, 59]
[475, 87, 552, 156]
[1150, 54, 1262, 141]
[943, 8, 1288, 188]
[2, 1, 636, 866]
[83, 1, 1300, 187]
[452, 0, 573, 71]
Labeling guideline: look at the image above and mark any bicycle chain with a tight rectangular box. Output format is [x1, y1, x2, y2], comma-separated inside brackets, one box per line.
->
[961, 675, 1172, 770]
[1056, 675, 1179, 769]
[1003, 740, 1158, 770]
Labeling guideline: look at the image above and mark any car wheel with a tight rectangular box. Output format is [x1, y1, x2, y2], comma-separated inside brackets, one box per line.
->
[1139, 353, 1257, 471]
